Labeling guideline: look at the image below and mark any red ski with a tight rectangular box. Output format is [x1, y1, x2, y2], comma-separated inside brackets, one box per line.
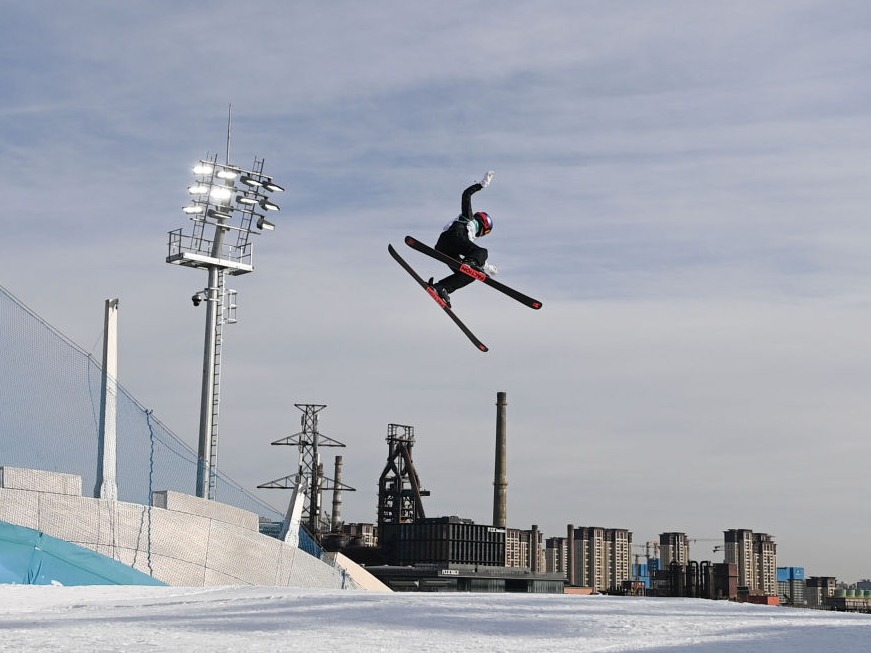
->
[389, 244, 488, 352]
[404, 235, 542, 310]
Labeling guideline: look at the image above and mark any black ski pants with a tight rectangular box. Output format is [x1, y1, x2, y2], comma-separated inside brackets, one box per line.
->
[434, 224, 488, 293]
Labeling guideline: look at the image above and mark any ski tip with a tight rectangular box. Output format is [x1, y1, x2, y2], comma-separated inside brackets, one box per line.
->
[478, 343, 489, 352]
[532, 301, 542, 310]
[404, 235, 417, 246]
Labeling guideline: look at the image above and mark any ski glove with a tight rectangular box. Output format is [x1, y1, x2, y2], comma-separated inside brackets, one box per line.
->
[484, 263, 498, 276]
[479, 170, 495, 188]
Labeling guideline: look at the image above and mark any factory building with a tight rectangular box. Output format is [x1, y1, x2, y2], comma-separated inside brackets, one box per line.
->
[381, 516, 506, 567]
[342, 522, 377, 547]
[368, 516, 564, 592]
[778, 567, 806, 606]
[805, 576, 837, 608]
[351, 392, 564, 593]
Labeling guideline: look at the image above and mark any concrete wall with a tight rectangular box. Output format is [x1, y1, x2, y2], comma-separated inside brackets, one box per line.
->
[325, 552, 391, 592]
[0, 466, 387, 590]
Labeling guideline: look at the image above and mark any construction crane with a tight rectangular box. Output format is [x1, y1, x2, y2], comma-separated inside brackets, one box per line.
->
[688, 537, 723, 556]
[631, 541, 661, 586]
[632, 541, 661, 563]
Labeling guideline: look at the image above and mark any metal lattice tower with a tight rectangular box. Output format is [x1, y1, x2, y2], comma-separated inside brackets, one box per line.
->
[377, 424, 430, 535]
[259, 404, 354, 536]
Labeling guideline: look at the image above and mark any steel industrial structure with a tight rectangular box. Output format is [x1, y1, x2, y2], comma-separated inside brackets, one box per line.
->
[259, 404, 355, 536]
[167, 148, 285, 499]
[377, 423, 429, 535]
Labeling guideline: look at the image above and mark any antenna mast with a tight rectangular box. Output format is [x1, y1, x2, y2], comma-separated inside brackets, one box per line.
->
[225, 103, 232, 164]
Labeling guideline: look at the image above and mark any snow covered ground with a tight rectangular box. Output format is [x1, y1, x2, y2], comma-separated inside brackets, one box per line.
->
[1, 586, 870, 652]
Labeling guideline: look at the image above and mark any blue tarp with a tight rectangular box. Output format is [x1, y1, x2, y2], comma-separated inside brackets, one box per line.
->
[0, 520, 165, 586]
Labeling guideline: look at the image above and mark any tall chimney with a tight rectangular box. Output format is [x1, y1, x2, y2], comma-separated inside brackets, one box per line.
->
[531, 524, 539, 573]
[493, 391, 508, 528]
[567, 523, 575, 586]
[331, 455, 344, 532]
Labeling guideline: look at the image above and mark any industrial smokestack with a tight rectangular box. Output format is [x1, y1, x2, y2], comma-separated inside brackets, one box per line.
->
[567, 523, 575, 586]
[493, 391, 508, 528]
[331, 455, 344, 532]
[531, 524, 539, 573]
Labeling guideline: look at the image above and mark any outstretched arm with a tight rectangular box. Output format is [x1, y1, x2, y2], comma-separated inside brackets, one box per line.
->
[460, 171, 494, 219]
[460, 183, 483, 220]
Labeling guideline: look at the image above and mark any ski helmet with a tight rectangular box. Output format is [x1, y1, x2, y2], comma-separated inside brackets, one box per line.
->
[473, 211, 493, 237]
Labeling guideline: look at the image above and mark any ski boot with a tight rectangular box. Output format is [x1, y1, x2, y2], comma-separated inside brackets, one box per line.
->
[428, 278, 451, 308]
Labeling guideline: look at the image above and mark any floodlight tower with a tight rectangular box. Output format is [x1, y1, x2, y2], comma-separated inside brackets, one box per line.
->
[166, 151, 285, 499]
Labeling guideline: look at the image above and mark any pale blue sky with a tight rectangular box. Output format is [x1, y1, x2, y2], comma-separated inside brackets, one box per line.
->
[3, 1, 871, 580]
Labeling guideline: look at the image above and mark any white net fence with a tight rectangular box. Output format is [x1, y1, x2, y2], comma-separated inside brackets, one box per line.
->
[0, 283, 282, 519]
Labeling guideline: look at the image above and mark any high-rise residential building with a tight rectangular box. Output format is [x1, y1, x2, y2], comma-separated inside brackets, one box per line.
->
[505, 528, 528, 568]
[659, 532, 690, 569]
[610, 529, 632, 587]
[724, 528, 755, 589]
[505, 526, 544, 571]
[755, 533, 777, 596]
[568, 526, 632, 591]
[545, 537, 568, 576]
[723, 528, 777, 595]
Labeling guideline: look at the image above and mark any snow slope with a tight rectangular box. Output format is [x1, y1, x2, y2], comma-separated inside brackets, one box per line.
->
[1, 586, 870, 652]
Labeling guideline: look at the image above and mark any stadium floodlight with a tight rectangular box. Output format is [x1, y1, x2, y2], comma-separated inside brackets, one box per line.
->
[240, 175, 264, 188]
[259, 198, 280, 211]
[209, 186, 233, 202]
[166, 152, 286, 500]
[262, 180, 285, 192]
[207, 208, 232, 220]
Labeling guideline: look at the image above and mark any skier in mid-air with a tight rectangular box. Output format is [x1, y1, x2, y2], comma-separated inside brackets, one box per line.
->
[389, 168, 541, 349]
[429, 170, 498, 308]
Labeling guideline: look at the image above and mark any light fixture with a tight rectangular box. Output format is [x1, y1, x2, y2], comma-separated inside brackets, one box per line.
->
[259, 198, 280, 211]
[192, 163, 213, 175]
[262, 180, 285, 192]
[240, 175, 264, 188]
[209, 186, 233, 201]
[183, 205, 205, 214]
[188, 185, 209, 195]
[216, 169, 238, 180]
[207, 208, 232, 220]
[257, 215, 275, 230]
[235, 195, 259, 206]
